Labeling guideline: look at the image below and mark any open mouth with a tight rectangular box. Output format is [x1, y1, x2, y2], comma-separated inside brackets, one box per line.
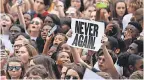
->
[2, 25, 6, 27]
[32, 26, 36, 28]
[54, 43, 58, 45]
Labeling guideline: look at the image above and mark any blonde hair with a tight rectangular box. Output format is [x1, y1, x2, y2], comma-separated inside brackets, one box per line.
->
[24, 44, 38, 58]
[129, 70, 143, 79]
[96, 72, 112, 79]
[128, 1, 140, 11]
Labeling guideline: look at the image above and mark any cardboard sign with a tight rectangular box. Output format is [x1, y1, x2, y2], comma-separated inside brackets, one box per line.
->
[67, 18, 104, 51]
[83, 68, 105, 80]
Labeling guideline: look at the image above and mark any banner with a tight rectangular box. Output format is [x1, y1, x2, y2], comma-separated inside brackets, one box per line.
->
[67, 18, 104, 51]
[83, 68, 105, 80]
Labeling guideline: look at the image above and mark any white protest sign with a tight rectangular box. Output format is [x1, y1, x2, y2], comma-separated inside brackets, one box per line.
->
[67, 18, 104, 51]
[83, 68, 105, 80]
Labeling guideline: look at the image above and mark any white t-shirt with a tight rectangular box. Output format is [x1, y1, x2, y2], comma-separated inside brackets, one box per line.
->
[30, 36, 37, 41]
[122, 13, 133, 32]
[0, 35, 14, 53]
[94, 61, 123, 76]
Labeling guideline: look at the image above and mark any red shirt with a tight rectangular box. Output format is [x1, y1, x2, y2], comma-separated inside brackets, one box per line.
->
[34, 11, 49, 17]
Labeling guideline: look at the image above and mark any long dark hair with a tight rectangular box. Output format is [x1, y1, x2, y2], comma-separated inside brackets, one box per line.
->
[65, 63, 86, 79]
[25, 65, 50, 79]
[112, 0, 128, 19]
[31, 55, 60, 79]
[64, 0, 85, 12]
[117, 52, 142, 77]
[6, 57, 25, 79]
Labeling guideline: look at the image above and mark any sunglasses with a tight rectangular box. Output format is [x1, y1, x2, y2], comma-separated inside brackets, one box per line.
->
[30, 21, 40, 25]
[66, 13, 75, 16]
[8, 66, 21, 71]
[65, 75, 78, 79]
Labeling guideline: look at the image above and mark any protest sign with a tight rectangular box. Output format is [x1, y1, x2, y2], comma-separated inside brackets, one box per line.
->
[83, 68, 105, 80]
[67, 18, 104, 51]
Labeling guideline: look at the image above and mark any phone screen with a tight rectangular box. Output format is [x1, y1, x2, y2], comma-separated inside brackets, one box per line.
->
[47, 25, 57, 37]
[18, 0, 22, 5]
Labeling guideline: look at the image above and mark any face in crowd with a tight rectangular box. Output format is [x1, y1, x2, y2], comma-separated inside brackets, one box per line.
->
[16, 44, 38, 65]
[131, 59, 143, 71]
[115, 1, 126, 17]
[23, 13, 31, 28]
[127, 43, 138, 54]
[56, 51, 71, 66]
[6, 57, 24, 79]
[28, 17, 43, 32]
[54, 1, 64, 11]
[9, 25, 22, 42]
[44, 16, 54, 27]
[66, 7, 78, 18]
[34, 0, 46, 13]
[65, 69, 80, 80]
[58, 43, 72, 53]
[7, 61, 22, 79]
[13, 40, 24, 53]
[24, 65, 48, 80]
[41, 25, 52, 40]
[0, 14, 12, 34]
[124, 24, 139, 39]
[84, 6, 95, 18]
[100, 8, 110, 21]
[53, 34, 66, 45]
[90, 11, 97, 21]
[71, 0, 81, 11]
[97, 54, 107, 71]
[16, 45, 30, 64]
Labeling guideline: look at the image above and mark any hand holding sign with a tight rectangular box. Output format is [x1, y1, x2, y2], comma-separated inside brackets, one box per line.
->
[101, 34, 108, 47]
[66, 29, 73, 38]
[67, 18, 104, 51]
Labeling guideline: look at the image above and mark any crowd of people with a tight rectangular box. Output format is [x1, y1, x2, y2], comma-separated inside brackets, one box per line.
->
[0, 0, 143, 79]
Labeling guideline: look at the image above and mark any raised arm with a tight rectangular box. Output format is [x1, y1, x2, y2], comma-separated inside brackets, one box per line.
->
[0, 0, 4, 13]
[101, 35, 119, 79]
[42, 35, 53, 55]
[53, 0, 65, 17]
[16, 3, 27, 31]
[1, 0, 10, 13]
[27, 0, 34, 10]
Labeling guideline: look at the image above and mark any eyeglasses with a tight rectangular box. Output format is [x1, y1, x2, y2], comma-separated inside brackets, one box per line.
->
[65, 75, 78, 79]
[13, 44, 23, 49]
[30, 21, 40, 25]
[8, 66, 21, 71]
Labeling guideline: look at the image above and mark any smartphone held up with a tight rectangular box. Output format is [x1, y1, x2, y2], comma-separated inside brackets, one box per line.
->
[47, 25, 58, 37]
